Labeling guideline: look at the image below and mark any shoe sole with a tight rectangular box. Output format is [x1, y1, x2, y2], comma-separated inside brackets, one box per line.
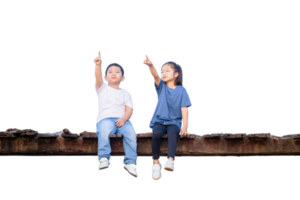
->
[150, 166, 164, 181]
[151, 174, 164, 181]
[164, 167, 174, 171]
[96, 164, 111, 171]
[122, 166, 139, 178]
[124, 166, 137, 177]
[151, 176, 163, 181]
[97, 167, 110, 171]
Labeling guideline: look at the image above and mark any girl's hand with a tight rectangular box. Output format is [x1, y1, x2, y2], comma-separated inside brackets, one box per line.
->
[115, 118, 126, 127]
[94, 51, 102, 66]
[142, 54, 155, 67]
[180, 127, 189, 136]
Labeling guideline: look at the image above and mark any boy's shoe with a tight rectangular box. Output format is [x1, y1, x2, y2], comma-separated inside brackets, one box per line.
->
[98, 157, 110, 170]
[124, 164, 138, 177]
[164, 159, 174, 171]
[152, 163, 162, 180]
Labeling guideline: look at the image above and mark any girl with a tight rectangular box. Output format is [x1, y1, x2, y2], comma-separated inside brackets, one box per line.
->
[143, 55, 192, 180]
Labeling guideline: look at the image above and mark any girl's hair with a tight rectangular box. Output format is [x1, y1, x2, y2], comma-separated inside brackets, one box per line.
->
[162, 61, 183, 86]
[105, 63, 124, 76]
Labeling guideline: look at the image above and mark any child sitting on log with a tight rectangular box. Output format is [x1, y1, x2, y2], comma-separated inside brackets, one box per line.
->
[94, 51, 138, 177]
[143, 56, 192, 180]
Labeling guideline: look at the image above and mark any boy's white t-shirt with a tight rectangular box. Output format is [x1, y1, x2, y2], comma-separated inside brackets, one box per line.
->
[95, 82, 133, 124]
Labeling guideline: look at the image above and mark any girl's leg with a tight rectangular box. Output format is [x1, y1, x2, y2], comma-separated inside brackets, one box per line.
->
[116, 120, 137, 165]
[166, 124, 180, 160]
[152, 123, 166, 163]
[96, 118, 118, 160]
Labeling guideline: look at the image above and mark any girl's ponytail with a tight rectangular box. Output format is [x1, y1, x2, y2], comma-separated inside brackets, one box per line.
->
[176, 64, 183, 86]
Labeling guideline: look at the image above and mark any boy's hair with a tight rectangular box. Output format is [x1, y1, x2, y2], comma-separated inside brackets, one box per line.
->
[162, 61, 183, 86]
[105, 63, 124, 76]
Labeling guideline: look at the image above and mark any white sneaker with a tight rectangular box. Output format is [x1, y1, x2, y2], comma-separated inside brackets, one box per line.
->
[98, 157, 110, 170]
[124, 164, 138, 177]
[164, 159, 174, 171]
[152, 163, 162, 180]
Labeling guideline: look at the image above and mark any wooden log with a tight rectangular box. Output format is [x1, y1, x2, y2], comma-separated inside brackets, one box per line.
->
[208, 132, 221, 138]
[202, 134, 223, 139]
[37, 131, 63, 138]
[109, 134, 123, 138]
[0, 134, 299, 156]
[5, 129, 38, 137]
[61, 133, 79, 138]
[80, 131, 97, 139]
[61, 129, 79, 138]
[290, 133, 300, 139]
[2, 129, 300, 156]
[248, 133, 271, 139]
[0, 132, 10, 137]
[6, 128, 19, 132]
[136, 133, 153, 138]
[63, 129, 70, 134]
[225, 132, 248, 139]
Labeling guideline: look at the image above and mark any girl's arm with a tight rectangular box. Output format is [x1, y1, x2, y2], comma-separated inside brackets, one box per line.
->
[115, 106, 133, 127]
[94, 51, 103, 89]
[181, 106, 190, 128]
[188, 108, 191, 129]
[141, 54, 160, 87]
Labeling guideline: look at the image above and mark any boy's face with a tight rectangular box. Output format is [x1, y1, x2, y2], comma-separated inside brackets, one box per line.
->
[161, 64, 178, 83]
[104, 65, 124, 84]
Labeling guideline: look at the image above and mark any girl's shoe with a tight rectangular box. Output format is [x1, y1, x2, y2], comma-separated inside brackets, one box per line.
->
[152, 163, 162, 180]
[99, 157, 110, 170]
[164, 159, 174, 171]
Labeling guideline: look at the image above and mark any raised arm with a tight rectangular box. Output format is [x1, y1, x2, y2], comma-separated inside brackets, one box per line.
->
[94, 51, 103, 89]
[143, 55, 160, 87]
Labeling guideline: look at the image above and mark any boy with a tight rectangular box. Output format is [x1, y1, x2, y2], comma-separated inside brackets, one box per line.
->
[94, 51, 137, 177]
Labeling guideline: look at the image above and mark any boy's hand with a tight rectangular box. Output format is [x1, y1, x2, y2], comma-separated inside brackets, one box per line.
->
[115, 118, 126, 127]
[94, 51, 102, 66]
[180, 127, 189, 136]
[141, 54, 155, 67]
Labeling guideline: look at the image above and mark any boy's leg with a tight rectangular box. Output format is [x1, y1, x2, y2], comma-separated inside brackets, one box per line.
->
[117, 120, 137, 164]
[96, 118, 118, 161]
[151, 123, 166, 160]
[166, 125, 180, 160]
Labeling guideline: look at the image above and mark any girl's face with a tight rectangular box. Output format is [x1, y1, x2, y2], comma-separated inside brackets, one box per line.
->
[161, 64, 178, 84]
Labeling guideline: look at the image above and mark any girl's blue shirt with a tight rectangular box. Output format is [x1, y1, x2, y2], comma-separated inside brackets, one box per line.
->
[149, 79, 192, 129]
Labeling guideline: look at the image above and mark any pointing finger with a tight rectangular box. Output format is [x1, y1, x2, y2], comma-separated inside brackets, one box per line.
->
[98, 51, 101, 58]
[146, 55, 149, 61]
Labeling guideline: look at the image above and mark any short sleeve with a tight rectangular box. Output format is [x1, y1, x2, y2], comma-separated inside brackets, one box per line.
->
[93, 81, 106, 95]
[95, 82, 106, 93]
[155, 79, 164, 95]
[125, 93, 134, 110]
[93, 82, 98, 95]
[181, 88, 192, 108]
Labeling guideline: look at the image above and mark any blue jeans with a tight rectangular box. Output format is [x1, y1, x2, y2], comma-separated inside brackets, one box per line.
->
[96, 118, 137, 164]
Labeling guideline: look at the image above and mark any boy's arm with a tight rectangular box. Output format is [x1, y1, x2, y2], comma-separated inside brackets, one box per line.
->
[122, 106, 135, 121]
[93, 51, 104, 89]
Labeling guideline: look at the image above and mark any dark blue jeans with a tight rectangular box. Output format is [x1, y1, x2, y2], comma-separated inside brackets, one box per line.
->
[151, 123, 180, 160]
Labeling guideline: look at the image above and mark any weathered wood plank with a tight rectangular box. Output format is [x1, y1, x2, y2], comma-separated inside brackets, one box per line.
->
[1, 135, 300, 156]
[80, 131, 97, 139]
[2, 128, 300, 156]
[37, 131, 63, 138]
[0, 132, 10, 137]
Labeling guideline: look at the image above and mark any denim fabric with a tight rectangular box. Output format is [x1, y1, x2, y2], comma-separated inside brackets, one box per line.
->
[96, 118, 137, 164]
